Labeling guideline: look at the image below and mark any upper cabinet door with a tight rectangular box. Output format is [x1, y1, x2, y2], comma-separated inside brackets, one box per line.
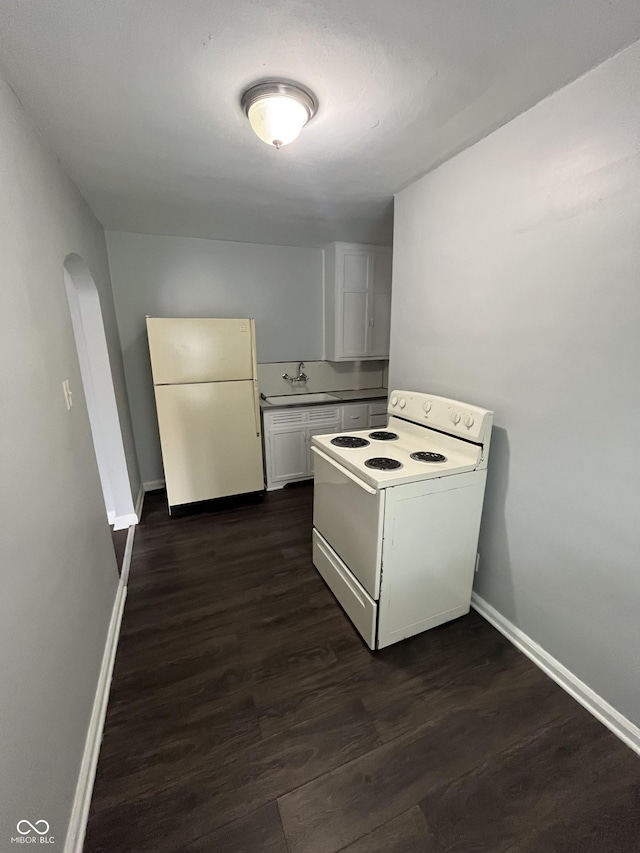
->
[370, 249, 392, 358]
[341, 291, 370, 357]
[324, 243, 392, 361]
[342, 250, 371, 292]
[339, 249, 371, 358]
[147, 317, 256, 385]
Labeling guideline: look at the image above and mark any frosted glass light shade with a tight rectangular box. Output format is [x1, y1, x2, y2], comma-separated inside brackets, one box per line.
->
[241, 82, 317, 149]
[248, 96, 308, 148]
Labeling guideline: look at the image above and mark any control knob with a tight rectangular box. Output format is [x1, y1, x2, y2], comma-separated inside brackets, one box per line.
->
[391, 396, 398, 407]
[423, 400, 432, 414]
[451, 411, 461, 425]
[464, 414, 475, 428]
[399, 398, 406, 409]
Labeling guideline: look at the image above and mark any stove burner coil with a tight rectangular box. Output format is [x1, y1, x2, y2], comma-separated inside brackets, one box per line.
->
[364, 457, 403, 471]
[331, 436, 370, 448]
[368, 431, 399, 441]
[410, 451, 447, 463]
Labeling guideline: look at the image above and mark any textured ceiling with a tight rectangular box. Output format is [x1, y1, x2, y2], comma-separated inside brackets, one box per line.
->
[1, 1, 640, 246]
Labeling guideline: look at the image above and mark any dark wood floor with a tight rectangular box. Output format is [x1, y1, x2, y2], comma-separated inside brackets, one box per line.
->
[86, 484, 640, 853]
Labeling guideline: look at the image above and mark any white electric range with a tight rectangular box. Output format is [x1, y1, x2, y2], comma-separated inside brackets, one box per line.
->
[311, 390, 493, 649]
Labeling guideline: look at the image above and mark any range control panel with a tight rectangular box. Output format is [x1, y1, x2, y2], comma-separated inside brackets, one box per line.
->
[388, 390, 493, 445]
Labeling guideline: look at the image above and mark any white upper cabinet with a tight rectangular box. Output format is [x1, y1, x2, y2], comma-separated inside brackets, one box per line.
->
[324, 243, 392, 361]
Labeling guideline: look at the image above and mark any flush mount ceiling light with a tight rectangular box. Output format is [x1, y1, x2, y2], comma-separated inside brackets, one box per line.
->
[241, 81, 317, 149]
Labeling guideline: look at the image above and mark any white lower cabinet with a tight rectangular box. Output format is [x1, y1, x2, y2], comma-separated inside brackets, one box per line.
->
[263, 399, 387, 490]
[369, 399, 388, 429]
[308, 425, 341, 475]
[267, 425, 308, 484]
[264, 406, 340, 490]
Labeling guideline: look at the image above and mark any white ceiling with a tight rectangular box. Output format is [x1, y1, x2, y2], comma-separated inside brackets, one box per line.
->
[2, 1, 640, 247]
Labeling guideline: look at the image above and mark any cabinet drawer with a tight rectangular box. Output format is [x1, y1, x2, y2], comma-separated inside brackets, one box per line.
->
[265, 409, 305, 426]
[307, 407, 340, 425]
[369, 414, 387, 428]
[265, 405, 340, 426]
[369, 399, 388, 416]
[341, 403, 369, 430]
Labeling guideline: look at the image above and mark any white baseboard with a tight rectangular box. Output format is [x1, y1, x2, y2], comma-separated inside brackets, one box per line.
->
[64, 579, 127, 853]
[471, 592, 640, 755]
[120, 521, 136, 587]
[121, 484, 145, 587]
[142, 478, 165, 492]
[134, 482, 145, 519]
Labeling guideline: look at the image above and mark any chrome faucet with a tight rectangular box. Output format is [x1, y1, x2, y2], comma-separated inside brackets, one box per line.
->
[282, 361, 309, 384]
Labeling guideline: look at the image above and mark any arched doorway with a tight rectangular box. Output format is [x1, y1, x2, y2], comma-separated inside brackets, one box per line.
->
[64, 254, 137, 530]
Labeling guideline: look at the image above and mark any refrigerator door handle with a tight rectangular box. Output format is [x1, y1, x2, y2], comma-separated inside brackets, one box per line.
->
[249, 319, 261, 437]
[253, 380, 261, 437]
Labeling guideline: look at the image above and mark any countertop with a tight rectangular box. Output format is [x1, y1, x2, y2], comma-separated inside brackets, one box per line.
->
[260, 387, 388, 409]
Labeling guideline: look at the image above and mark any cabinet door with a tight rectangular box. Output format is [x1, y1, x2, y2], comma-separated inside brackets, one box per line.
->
[267, 426, 308, 485]
[324, 243, 392, 361]
[369, 250, 392, 357]
[307, 424, 341, 475]
[339, 249, 372, 358]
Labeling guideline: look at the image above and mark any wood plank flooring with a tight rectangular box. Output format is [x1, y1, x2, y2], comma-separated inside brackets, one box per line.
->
[85, 484, 640, 853]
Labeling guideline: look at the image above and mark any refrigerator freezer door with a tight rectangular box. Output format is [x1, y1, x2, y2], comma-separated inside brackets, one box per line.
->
[154, 380, 264, 507]
[147, 318, 256, 384]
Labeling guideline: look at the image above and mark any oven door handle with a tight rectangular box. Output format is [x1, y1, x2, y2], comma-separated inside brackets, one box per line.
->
[311, 447, 378, 495]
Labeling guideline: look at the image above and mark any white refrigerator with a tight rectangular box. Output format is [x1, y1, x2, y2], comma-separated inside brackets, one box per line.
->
[146, 317, 264, 512]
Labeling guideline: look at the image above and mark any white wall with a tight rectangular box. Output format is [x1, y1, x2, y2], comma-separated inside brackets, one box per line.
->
[0, 76, 139, 845]
[391, 41, 640, 727]
[106, 231, 324, 483]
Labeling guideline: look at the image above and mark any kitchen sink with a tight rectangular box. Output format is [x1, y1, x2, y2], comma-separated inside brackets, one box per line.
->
[265, 393, 341, 405]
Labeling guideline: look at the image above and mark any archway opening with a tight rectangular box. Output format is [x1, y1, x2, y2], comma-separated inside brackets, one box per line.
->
[64, 254, 137, 530]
